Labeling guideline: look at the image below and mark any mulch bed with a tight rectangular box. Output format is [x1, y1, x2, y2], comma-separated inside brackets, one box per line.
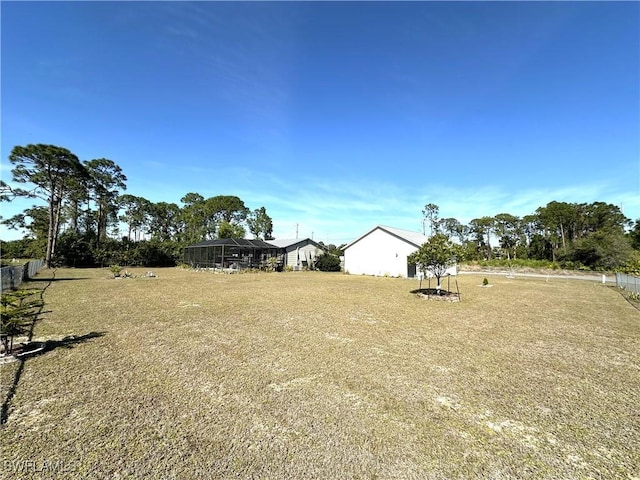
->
[411, 288, 461, 302]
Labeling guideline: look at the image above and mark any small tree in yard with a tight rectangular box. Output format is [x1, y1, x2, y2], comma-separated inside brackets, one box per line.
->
[1, 290, 43, 355]
[408, 234, 461, 292]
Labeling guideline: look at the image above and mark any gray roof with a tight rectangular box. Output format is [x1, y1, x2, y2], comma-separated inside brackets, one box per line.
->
[344, 225, 429, 250]
[269, 238, 325, 250]
[185, 238, 277, 249]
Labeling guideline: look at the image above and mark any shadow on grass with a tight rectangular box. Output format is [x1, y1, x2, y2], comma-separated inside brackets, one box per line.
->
[410, 288, 461, 302]
[30, 277, 91, 282]
[410, 288, 456, 296]
[1, 269, 106, 426]
[37, 331, 107, 356]
[0, 332, 106, 425]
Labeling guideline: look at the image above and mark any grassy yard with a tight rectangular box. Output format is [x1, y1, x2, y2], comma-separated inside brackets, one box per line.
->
[1, 268, 638, 479]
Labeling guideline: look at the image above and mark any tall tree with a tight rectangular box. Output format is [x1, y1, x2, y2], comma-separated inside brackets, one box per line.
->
[204, 195, 249, 240]
[206, 195, 249, 224]
[247, 206, 274, 240]
[629, 219, 640, 250]
[583, 202, 629, 235]
[217, 220, 245, 239]
[536, 201, 576, 260]
[63, 174, 90, 235]
[1, 206, 49, 240]
[422, 203, 440, 237]
[180, 193, 209, 243]
[469, 216, 495, 260]
[118, 194, 151, 241]
[439, 217, 468, 244]
[84, 159, 127, 242]
[7, 144, 89, 267]
[148, 202, 182, 242]
[494, 213, 522, 260]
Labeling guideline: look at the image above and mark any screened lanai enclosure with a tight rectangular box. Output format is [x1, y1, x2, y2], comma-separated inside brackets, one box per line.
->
[183, 238, 281, 270]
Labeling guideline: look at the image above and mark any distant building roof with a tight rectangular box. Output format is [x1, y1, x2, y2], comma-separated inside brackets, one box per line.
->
[185, 238, 277, 249]
[269, 238, 325, 249]
[344, 225, 429, 250]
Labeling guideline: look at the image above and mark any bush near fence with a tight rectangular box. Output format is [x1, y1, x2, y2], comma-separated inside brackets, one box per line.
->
[616, 273, 640, 295]
[0, 259, 45, 292]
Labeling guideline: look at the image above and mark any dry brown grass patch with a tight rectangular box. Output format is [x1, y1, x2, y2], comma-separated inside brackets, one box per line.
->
[1, 268, 638, 479]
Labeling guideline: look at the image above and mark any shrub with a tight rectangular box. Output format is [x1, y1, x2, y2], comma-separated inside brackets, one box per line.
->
[315, 253, 341, 272]
[482, 277, 489, 286]
[619, 255, 640, 276]
[262, 257, 280, 272]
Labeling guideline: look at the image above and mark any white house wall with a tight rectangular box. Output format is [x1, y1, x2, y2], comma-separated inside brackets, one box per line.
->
[344, 228, 418, 277]
[285, 249, 297, 266]
[285, 244, 321, 267]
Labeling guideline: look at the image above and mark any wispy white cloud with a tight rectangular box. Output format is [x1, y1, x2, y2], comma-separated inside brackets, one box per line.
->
[418, 181, 638, 225]
[2, 156, 636, 244]
[233, 173, 639, 244]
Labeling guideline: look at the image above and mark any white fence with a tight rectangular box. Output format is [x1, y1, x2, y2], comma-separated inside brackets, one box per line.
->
[616, 273, 640, 295]
[1, 259, 45, 292]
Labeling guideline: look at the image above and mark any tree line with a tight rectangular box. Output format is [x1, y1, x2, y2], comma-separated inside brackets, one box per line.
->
[0, 144, 274, 267]
[420, 202, 640, 272]
[1, 143, 638, 272]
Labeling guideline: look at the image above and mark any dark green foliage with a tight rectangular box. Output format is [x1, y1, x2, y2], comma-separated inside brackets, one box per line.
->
[130, 239, 182, 267]
[147, 201, 182, 242]
[0, 238, 44, 260]
[468, 216, 495, 260]
[439, 217, 468, 244]
[432, 201, 635, 270]
[324, 243, 346, 257]
[619, 255, 640, 276]
[2, 206, 50, 242]
[315, 253, 341, 272]
[55, 231, 96, 267]
[84, 158, 127, 243]
[569, 230, 634, 271]
[8, 144, 90, 267]
[178, 193, 251, 243]
[4, 142, 637, 274]
[527, 234, 554, 262]
[1, 289, 43, 354]
[52, 234, 181, 267]
[408, 234, 461, 287]
[118, 194, 152, 241]
[629, 219, 640, 250]
[217, 220, 245, 239]
[247, 206, 274, 240]
[482, 277, 489, 286]
[460, 240, 481, 262]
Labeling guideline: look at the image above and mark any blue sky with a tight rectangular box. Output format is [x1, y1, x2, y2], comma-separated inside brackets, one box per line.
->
[1, 1, 638, 244]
